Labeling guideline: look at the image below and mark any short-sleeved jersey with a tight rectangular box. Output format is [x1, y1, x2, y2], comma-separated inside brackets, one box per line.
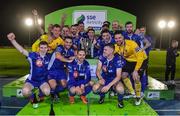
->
[27, 52, 51, 81]
[99, 54, 125, 82]
[78, 32, 88, 38]
[67, 59, 91, 86]
[96, 37, 115, 56]
[48, 45, 75, 71]
[139, 34, 153, 56]
[114, 40, 147, 71]
[72, 36, 81, 50]
[32, 34, 64, 53]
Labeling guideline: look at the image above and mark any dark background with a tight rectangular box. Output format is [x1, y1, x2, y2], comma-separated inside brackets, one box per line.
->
[0, 0, 179, 49]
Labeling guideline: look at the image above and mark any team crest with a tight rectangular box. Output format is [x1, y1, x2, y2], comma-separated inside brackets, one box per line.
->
[73, 71, 79, 78]
[102, 65, 107, 72]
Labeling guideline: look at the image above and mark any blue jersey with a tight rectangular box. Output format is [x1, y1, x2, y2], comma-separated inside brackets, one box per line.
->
[72, 36, 81, 50]
[48, 45, 75, 71]
[96, 37, 115, 56]
[78, 32, 88, 38]
[143, 35, 152, 56]
[68, 59, 91, 86]
[122, 31, 143, 48]
[27, 52, 51, 82]
[99, 54, 125, 82]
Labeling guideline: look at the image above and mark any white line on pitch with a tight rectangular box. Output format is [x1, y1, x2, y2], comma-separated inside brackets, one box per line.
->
[156, 109, 180, 111]
[1, 105, 23, 109]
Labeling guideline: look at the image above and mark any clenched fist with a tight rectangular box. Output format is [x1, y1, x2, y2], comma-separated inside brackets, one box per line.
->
[7, 33, 15, 41]
[32, 9, 38, 16]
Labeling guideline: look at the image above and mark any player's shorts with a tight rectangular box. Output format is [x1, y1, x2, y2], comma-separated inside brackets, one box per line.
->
[122, 59, 148, 78]
[25, 79, 47, 88]
[48, 69, 67, 81]
[96, 79, 121, 94]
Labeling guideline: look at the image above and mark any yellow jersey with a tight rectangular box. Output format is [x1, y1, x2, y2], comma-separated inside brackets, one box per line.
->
[114, 40, 147, 71]
[32, 34, 64, 53]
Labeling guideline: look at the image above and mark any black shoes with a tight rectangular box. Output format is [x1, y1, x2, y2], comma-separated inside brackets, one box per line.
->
[118, 100, 124, 108]
[98, 96, 105, 104]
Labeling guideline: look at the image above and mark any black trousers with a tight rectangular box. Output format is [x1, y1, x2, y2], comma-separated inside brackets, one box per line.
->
[165, 64, 176, 81]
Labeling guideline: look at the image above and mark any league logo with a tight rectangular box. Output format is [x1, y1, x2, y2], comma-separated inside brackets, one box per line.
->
[76, 14, 85, 24]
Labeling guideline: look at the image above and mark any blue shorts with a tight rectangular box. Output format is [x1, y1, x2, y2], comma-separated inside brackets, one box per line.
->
[25, 79, 47, 88]
[48, 70, 67, 81]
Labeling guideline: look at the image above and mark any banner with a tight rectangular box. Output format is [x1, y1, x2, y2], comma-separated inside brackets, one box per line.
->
[73, 10, 107, 31]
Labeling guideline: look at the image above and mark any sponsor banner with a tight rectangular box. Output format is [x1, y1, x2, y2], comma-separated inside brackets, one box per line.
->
[73, 10, 107, 31]
[147, 92, 160, 99]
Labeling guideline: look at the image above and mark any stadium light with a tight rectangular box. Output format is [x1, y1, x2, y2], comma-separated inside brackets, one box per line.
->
[158, 20, 166, 29]
[167, 20, 175, 46]
[38, 19, 42, 25]
[158, 20, 167, 49]
[25, 18, 33, 47]
[167, 20, 175, 29]
[25, 18, 33, 26]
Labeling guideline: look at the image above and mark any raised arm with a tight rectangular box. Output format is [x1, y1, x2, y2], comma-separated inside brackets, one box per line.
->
[59, 13, 67, 29]
[142, 38, 151, 51]
[7, 33, 29, 56]
[32, 9, 45, 35]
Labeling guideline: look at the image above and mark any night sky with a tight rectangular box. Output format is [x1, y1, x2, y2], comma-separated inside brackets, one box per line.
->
[0, 0, 180, 48]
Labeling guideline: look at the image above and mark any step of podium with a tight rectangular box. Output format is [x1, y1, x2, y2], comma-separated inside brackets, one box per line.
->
[3, 75, 174, 101]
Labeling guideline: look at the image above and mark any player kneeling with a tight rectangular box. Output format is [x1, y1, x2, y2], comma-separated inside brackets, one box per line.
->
[92, 44, 125, 108]
[7, 33, 51, 108]
[67, 49, 94, 104]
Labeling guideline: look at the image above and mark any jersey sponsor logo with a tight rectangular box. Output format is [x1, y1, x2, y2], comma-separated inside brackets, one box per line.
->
[79, 73, 85, 76]
[36, 59, 43, 67]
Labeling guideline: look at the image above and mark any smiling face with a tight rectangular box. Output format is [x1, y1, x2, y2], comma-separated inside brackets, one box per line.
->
[78, 23, 85, 32]
[77, 50, 86, 63]
[103, 46, 114, 58]
[64, 38, 73, 49]
[114, 33, 124, 46]
[88, 30, 95, 38]
[70, 26, 78, 35]
[112, 21, 119, 31]
[125, 23, 133, 34]
[52, 27, 61, 38]
[140, 27, 146, 35]
[102, 32, 110, 43]
[39, 44, 48, 55]
[62, 27, 70, 36]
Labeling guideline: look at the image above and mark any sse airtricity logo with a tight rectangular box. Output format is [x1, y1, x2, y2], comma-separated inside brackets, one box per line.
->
[76, 14, 85, 24]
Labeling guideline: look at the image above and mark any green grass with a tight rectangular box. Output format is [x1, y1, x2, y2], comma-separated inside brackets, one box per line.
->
[17, 92, 157, 115]
[148, 51, 180, 80]
[0, 48, 179, 80]
[0, 48, 29, 76]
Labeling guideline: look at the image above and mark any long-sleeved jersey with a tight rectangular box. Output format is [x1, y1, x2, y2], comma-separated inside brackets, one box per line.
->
[166, 47, 179, 66]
